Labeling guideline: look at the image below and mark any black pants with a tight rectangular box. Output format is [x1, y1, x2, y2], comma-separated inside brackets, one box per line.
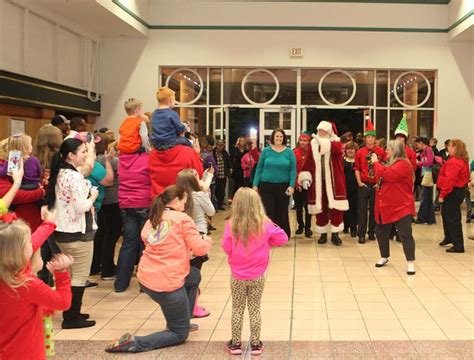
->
[91, 203, 123, 277]
[357, 184, 375, 238]
[441, 187, 465, 251]
[259, 182, 291, 238]
[375, 215, 415, 261]
[215, 177, 227, 208]
[293, 188, 311, 231]
[344, 190, 358, 233]
[417, 186, 436, 224]
[231, 174, 244, 198]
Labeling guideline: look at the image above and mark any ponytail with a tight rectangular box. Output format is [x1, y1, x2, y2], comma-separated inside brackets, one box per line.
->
[149, 185, 186, 228]
[45, 138, 84, 210]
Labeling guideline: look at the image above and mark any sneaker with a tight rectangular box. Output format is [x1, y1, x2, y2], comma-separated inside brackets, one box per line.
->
[189, 323, 199, 332]
[407, 262, 416, 275]
[84, 280, 98, 289]
[101, 275, 117, 281]
[250, 341, 264, 355]
[105, 333, 135, 353]
[225, 340, 242, 355]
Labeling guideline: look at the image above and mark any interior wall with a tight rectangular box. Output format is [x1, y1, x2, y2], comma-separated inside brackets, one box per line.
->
[99, 29, 474, 151]
[0, 0, 99, 91]
[149, 0, 448, 28]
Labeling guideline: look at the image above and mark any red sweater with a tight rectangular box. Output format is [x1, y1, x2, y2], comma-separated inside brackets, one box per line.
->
[405, 145, 417, 171]
[374, 160, 416, 224]
[0, 177, 44, 231]
[149, 146, 203, 198]
[437, 157, 470, 199]
[354, 145, 387, 184]
[0, 222, 71, 360]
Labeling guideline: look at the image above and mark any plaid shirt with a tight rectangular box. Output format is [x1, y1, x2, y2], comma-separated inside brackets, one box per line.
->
[216, 152, 225, 179]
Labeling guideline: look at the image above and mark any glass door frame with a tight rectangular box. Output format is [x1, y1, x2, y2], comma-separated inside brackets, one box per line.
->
[259, 107, 297, 149]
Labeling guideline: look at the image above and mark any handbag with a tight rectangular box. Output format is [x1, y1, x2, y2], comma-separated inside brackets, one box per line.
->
[421, 171, 434, 187]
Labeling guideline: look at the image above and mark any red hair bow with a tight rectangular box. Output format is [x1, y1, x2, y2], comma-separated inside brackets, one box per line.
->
[0, 212, 18, 223]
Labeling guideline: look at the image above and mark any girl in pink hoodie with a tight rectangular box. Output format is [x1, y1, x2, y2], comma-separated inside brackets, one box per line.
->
[222, 188, 288, 356]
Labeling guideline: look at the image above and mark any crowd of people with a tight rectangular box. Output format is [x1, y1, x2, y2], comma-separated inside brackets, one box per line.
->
[0, 84, 472, 358]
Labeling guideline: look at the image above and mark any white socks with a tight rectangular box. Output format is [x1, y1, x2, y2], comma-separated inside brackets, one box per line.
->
[407, 261, 416, 275]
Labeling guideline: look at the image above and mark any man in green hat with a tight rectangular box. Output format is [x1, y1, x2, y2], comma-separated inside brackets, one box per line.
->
[354, 116, 386, 244]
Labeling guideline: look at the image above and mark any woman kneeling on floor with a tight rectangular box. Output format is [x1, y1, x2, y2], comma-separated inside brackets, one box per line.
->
[106, 185, 213, 353]
[370, 140, 417, 275]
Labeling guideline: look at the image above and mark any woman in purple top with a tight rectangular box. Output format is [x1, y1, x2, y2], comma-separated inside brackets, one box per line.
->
[415, 137, 436, 224]
[0, 134, 42, 190]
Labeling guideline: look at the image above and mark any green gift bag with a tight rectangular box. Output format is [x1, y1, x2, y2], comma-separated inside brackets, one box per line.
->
[43, 315, 55, 357]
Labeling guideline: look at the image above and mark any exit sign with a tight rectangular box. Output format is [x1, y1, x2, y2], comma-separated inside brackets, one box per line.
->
[289, 48, 303, 58]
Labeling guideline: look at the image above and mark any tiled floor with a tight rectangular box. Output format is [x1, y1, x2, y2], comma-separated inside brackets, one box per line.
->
[51, 210, 473, 359]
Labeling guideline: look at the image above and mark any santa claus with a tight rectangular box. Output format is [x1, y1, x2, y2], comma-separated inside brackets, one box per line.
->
[298, 121, 349, 246]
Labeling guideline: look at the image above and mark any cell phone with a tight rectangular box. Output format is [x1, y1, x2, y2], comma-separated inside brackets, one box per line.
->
[86, 132, 93, 143]
[7, 150, 22, 174]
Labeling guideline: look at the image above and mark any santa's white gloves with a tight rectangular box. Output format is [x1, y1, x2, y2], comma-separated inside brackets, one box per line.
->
[301, 180, 311, 190]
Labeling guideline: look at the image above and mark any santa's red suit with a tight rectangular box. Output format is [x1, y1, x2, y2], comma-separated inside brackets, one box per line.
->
[298, 121, 348, 240]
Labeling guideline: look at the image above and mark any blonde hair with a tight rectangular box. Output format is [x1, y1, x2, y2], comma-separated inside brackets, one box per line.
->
[0, 138, 8, 161]
[230, 188, 267, 247]
[156, 87, 175, 104]
[33, 125, 63, 170]
[124, 98, 143, 115]
[450, 139, 469, 164]
[8, 134, 32, 158]
[176, 169, 201, 217]
[0, 220, 31, 289]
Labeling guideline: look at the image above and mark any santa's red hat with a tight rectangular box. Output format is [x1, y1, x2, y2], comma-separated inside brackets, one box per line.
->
[364, 116, 376, 137]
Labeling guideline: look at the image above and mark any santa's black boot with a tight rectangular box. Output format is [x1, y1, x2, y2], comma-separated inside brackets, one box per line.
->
[331, 233, 342, 246]
[317, 233, 327, 244]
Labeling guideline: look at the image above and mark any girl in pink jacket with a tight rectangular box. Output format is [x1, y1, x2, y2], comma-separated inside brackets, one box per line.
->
[222, 187, 288, 356]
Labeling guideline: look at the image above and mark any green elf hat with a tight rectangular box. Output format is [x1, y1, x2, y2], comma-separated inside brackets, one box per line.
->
[394, 113, 409, 137]
[364, 116, 376, 137]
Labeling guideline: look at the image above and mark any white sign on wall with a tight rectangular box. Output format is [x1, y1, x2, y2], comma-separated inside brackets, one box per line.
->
[10, 118, 25, 136]
[289, 48, 303, 58]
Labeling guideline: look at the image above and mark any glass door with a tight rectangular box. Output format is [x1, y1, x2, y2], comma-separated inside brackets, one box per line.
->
[302, 108, 365, 137]
[212, 108, 227, 147]
[259, 108, 296, 149]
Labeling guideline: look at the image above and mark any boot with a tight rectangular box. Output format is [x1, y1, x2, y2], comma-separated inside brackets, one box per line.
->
[192, 289, 210, 318]
[317, 233, 327, 244]
[331, 233, 342, 246]
[304, 229, 313, 238]
[62, 286, 96, 329]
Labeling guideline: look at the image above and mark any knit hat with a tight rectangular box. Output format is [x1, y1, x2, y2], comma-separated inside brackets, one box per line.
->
[364, 116, 376, 137]
[299, 131, 312, 141]
[394, 113, 409, 137]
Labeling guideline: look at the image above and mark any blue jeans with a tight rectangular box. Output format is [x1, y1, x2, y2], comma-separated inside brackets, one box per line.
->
[132, 267, 201, 352]
[114, 207, 149, 292]
[417, 186, 436, 224]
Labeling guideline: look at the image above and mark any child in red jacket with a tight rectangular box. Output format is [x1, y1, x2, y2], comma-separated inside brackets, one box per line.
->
[0, 208, 73, 360]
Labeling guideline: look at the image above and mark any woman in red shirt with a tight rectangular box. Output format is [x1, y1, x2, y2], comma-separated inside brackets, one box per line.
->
[437, 139, 470, 253]
[371, 140, 417, 275]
